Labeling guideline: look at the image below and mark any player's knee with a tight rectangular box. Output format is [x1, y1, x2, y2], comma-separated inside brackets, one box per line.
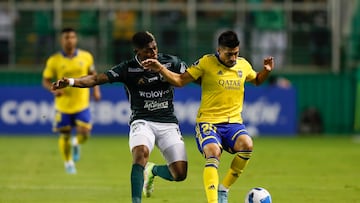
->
[235, 135, 253, 151]
[174, 172, 187, 182]
[170, 161, 187, 181]
[77, 133, 90, 144]
[203, 143, 222, 158]
[132, 145, 150, 165]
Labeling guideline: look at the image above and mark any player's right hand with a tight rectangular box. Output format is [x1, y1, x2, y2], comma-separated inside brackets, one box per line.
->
[51, 77, 69, 90]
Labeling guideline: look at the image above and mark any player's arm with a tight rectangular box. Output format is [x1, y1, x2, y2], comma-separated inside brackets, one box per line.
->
[89, 70, 101, 101]
[142, 59, 195, 87]
[251, 56, 274, 86]
[52, 73, 109, 90]
[42, 77, 64, 96]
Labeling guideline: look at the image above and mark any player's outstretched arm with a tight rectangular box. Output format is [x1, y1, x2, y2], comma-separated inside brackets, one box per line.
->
[52, 73, 109, 90]
[253, 56, 274, 86]
[141, 59, 194, 87]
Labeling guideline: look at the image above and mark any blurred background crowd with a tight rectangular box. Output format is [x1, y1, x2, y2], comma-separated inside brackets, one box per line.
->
[0, 0, 359, 73]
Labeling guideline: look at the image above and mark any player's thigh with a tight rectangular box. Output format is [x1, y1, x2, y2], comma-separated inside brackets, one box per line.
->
[152, 122, 187, 164]
[74, 108, 92, 134]
[129, 119, 156, 152]
[222, 123, 253, 153]
[195, 122, 222, 154]
[53, 110, 72, 133]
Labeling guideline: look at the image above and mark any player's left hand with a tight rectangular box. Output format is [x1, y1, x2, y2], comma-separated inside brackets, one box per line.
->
[264, 57, 274, 72]
[52, 77, 70, 90]
[141, 59, 163, 72]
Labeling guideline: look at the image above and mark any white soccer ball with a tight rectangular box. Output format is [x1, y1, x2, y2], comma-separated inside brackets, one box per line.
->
[244, 187, 272, 203]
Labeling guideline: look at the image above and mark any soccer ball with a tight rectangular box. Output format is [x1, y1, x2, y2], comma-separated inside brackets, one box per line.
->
[244, 187, 272, 203]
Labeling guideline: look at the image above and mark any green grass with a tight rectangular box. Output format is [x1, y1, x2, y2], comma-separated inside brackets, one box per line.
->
[0, 135, 360, 203]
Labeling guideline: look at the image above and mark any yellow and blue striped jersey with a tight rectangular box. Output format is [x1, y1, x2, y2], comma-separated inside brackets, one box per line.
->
[187, 54, 257, 124]
[43, 49, 94, 114]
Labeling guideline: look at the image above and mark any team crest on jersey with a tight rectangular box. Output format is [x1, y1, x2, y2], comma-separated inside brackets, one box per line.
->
[237, 71, 242, 78]
[137, 78, 145, 85]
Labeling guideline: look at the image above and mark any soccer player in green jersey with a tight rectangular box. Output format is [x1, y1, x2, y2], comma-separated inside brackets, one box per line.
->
[141, 30, 274, 203]
[51, 31, 188, 203]
[42, 27, 101, 174]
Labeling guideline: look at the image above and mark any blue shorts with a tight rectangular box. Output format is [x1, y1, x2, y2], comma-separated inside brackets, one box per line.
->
[195, 122, 250, 154]
[53, 108, 92, 132]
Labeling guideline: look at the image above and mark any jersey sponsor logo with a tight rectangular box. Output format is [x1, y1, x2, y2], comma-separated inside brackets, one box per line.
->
[217, 70, 223, 75]
[128, 67, 144, 72]
[139, 90, 170, 98]
[143, 100, 169, 111]
[218, 79, 241, 90]
[145, 76, 158, 83]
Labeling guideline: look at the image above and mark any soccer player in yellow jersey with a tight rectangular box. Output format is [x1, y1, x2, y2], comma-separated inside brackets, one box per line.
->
[42, 27, 101, 174]
[142, 30, 274, 203]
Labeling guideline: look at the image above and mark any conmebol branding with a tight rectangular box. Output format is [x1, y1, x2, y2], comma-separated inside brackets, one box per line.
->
[0, 86, 296, 135]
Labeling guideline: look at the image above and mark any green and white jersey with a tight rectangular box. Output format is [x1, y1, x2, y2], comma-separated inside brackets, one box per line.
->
[105, 53, 187, 124]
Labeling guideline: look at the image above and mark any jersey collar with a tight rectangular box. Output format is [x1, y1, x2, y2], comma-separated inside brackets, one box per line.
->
[215, 52, 235, 68]
[61, 49, 78, 58]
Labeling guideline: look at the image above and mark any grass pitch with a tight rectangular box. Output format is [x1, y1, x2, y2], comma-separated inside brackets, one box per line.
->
[0, 135, 359, 203]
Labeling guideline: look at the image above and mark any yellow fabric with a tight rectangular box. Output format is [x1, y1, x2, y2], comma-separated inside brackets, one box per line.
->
[58, 133, 72, 161]
[203, 166, 218, 203]
[187, 55, 257, 124]
[222, 152, 252, 188]
[42, 49, 94, 114]
[76, 133, 89, 144]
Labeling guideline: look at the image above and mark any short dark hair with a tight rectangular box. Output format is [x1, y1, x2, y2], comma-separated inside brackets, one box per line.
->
[132, 31, 155, 49]
[218, 30, 240, 48]
[61, 27, 76, 34]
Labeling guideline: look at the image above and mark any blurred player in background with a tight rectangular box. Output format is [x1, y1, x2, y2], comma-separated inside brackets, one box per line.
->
[51, 31, 188, 203]
[141, 30, 274, 203]
[42, 27, 101, 174]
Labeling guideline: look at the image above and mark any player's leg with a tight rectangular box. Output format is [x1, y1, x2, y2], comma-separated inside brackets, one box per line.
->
[129, 120, 155, 203]
[196, 123, 223, 203]
[54, 111, 76, 174]
[150, 122, 187, 182]
[218, 124, 253, 203]
[73, 108, 92, 162]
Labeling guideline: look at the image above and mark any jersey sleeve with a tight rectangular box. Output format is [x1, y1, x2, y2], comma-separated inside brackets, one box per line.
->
[172, 56, 188, 74]
[186, 57, 205, 80]
[244, 59, 257, 82]
[105, 63, 127, 83]
[42, 56, 55, 79]
[87, 52, 95, 72]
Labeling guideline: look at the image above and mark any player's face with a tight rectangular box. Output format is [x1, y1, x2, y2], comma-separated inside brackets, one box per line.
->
[61, 31, 77, 52]
[218, 46, 239, 67]
[137, 41, 158, 61]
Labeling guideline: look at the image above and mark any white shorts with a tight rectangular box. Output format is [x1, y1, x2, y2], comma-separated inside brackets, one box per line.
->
[129, 119, 187, 164]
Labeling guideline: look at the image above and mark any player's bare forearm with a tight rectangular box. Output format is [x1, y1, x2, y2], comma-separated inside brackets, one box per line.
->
[42, 78, 53, 91]
[142, 59, 193, 87]
[253, 56, 274, 86]
[254, 68, 271, 86]
[52, 73, 109, 90]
